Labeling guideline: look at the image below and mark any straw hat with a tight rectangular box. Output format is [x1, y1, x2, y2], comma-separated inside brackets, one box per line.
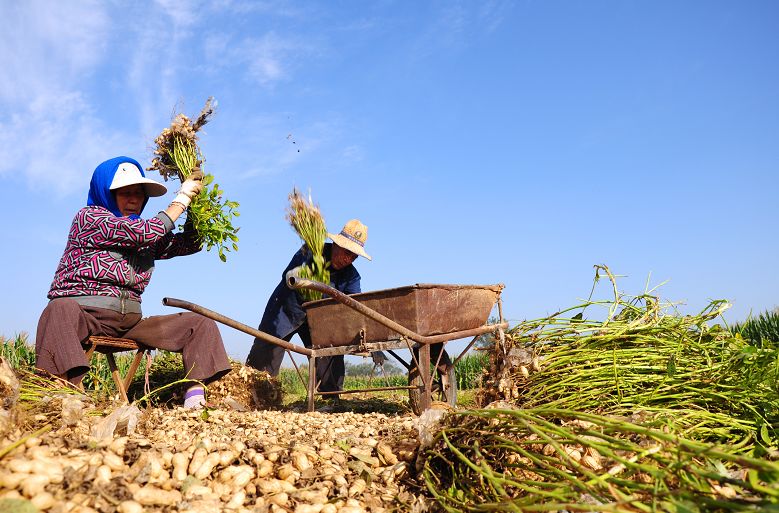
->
[110, 161, 167, 197]
[328, 219, 372, 260]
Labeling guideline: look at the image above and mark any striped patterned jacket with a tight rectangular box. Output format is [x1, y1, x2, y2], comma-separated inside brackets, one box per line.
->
[48, 206, 200, 304]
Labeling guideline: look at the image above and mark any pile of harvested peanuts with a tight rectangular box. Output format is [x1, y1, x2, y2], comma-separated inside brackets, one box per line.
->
[0, 405, 430, 513]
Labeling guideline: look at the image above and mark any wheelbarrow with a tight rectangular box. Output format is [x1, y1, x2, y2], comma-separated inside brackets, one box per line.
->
[163, 276, 507, 414]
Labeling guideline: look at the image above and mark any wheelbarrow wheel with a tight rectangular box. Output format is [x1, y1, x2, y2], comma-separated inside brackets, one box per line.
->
[408, 362, 457, 415]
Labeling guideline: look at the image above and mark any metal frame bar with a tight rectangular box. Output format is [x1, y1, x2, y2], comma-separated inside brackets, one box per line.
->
[452, 335, 481, 367]
[386, 349, 411, 371]
[316, 385, 416, 396]
[286, 349, 308, 389]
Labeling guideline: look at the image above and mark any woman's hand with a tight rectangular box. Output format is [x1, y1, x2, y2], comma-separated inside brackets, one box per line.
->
[179, 171, 204, 199]
[165, 171, 204, 222]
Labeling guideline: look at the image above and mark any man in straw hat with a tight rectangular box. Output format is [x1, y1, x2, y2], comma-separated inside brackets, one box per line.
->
[247, 219, 375, 394]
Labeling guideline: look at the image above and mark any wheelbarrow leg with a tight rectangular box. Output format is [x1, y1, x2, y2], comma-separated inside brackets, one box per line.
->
[419, 343, 432, 411]
[307, 355, 316, 412]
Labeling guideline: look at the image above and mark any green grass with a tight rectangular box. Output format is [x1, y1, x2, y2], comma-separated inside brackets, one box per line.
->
[278, 350, 489, 409]
[279, 366, 308, 397]
[278, 366, 407, 396]
[3, 335, 489, 410]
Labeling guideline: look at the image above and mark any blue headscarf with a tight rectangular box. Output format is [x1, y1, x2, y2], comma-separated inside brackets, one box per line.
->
[87, 156, 149, 219]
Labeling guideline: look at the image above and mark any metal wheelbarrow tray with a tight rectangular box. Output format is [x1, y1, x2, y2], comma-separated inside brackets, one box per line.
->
[291, 277, 506, 413]
[304, 283, 503, 348]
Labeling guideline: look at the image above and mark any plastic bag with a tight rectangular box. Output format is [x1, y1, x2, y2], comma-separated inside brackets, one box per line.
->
[91, 404, 141, 440]
[0, 357, 20, 408]
[61, 395, 86, 426]
[416, 407, 450, 449]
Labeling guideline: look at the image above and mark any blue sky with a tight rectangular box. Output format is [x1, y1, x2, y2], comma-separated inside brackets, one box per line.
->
[1, 1, 777, 363]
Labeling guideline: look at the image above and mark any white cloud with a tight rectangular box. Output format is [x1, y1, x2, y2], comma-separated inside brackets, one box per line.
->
[0, 0, 331, 193]
[129, 2, 207, 141]
[239, 32, 302, 86]
[225, 114, 304, 180]
[246, 38, 286, 84]
[0, 1, 117, 192]
[478, 1, 512, 34]
[155, 0, 202, 28]
[216, 112, 359, 182]
[0, 89, 123, 194]
[202, 30, 320, 87]
[0, 1, 109, 103]
[0, 1, 209, 193]
[341, 145, 364, 163]
[209, 0, 304, 17]
[411, 1, 511, 58]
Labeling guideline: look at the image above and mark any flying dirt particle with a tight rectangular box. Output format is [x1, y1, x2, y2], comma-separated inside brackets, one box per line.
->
[286, 133, 300, 152]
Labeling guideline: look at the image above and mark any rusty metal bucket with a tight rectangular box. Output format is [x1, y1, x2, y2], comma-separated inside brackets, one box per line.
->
[303, 283, 503, 348]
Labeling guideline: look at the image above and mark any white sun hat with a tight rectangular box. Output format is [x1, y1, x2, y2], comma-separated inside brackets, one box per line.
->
[110, 161, 167, 197]
[328, 219, 372, 260]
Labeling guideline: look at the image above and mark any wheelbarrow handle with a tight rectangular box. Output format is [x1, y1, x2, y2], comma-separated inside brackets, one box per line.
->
[162, 297, 312, 356]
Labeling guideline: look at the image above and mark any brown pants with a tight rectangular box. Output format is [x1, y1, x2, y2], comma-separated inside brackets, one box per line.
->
[36, 298, 231, 385]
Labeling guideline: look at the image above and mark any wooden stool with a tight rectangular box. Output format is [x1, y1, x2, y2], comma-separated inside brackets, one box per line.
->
[83, 336, 148, 403]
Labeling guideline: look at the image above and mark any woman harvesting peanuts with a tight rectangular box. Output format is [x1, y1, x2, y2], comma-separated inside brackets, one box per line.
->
[35, 156, 231, 408]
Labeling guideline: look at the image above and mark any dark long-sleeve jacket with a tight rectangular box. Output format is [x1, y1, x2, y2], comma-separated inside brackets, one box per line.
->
[259, 243, 360, 339]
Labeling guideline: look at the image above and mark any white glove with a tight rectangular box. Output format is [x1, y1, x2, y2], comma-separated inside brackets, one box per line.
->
[173, 172, 203, 208]
[179, 174, 203, 199]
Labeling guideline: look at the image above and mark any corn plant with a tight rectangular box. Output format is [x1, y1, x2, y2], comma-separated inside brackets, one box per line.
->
[278, 367, 308, 397]
[454, 351, 488, 389]
[732, 308, 779, 348]
[0, 333, 36, 370]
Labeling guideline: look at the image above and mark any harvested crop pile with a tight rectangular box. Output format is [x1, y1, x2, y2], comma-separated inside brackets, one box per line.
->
[423, 407, 779, 512]
[126, 354, 281, 410]
[480, 265, 779, 448]
[0, 352, 428, 511]
[206, 361, 282, 410]
[0, 359, 19, 411]
[421, 265, 779, 511]
[0, 359, 19, 437]
[0, 403, 425, 512]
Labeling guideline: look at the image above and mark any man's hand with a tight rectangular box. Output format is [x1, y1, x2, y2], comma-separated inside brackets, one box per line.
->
[371, 351, 387, 367]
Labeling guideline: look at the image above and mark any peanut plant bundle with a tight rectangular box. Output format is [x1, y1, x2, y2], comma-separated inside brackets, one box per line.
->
[285, 188, 329, 301]
[422, 407, 779, 513]
[148, 97, 240, 262]
[480, 265, 779, 452]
